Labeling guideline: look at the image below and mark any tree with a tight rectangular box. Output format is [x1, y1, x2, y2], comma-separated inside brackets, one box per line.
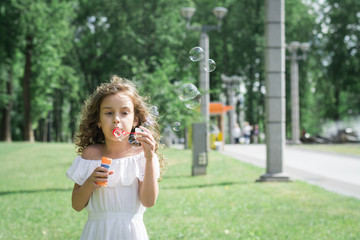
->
[319, 0, 360, 121]
[10, 0, 77, 141]
[0, 0, 22, 141]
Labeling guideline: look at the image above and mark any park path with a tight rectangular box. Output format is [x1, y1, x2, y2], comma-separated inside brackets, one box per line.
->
[221, 144, 360, 200]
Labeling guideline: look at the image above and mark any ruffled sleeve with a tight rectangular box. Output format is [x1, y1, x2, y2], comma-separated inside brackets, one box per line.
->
[66, 156, 100, 185]
[66, 153, 161, 187]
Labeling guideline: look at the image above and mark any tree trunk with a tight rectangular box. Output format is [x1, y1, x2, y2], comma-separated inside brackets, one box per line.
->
[1, 67, 13, 142]
[334, 85, 340, 121]
[47, 111, 53, 142]
[69, 98, 78, 142]
[54, 87, 64, 142]
[23, 34, 35, 142]
[42, 118, 48, 142]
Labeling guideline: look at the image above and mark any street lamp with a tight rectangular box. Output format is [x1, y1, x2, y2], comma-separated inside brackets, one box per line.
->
[181, 6, 228, 122]
[286, 41, 310, 144]
[221, 74, 242, 144]
[181, 6, 227, 175]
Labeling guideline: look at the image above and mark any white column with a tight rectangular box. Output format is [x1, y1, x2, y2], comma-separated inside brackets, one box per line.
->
[291, 52, 301, 144]
[257, 0, 290, 181]
[199, 32, 210, 151]
[199, 32, 210, 122]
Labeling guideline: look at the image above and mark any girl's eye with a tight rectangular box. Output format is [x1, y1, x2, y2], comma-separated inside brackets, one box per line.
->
[121, 112, 129, 116]
[105, 112, 112, 115]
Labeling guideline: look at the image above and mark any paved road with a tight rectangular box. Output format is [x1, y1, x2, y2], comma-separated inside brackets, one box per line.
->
[220, 144, 360, 200]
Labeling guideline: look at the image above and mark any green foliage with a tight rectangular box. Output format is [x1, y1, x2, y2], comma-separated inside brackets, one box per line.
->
[0, 0, 23, 119]
[71, 0, 202, 137]
[0, 0, 78, 141]
[208, 0, 266, 127]
[1, 0, 360, 141]
[307, 0, 360, 128]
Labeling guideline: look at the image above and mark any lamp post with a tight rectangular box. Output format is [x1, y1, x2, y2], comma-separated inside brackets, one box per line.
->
[181, 7, 228, 125]
[257, 0, 290, 182]
[181, 6, 227, 175]
[286, 41, 310, 144]
[221, 74, 242, 144]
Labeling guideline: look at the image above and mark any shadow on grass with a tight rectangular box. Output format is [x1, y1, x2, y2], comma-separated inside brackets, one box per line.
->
[0, 187, 72, 196]
[162, 181, 249, 190]
[162, 174, 193, 179]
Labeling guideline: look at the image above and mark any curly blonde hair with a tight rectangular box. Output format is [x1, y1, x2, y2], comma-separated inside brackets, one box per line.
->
[74, 75, 165, 178]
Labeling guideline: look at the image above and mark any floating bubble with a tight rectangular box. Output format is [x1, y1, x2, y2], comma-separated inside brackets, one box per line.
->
[184, 91, 201, 109]
[177, 83, 199, 101]
[142, 121, 150, 128]
[189, 47, 204, 62]
[128, 134, 141, 146]
[150, 106, 159, 116]
[142, 116, 154, 128]
[203, 59, 216, 72]
[171, 122, 181, 131]
[135, 127, 143, 137]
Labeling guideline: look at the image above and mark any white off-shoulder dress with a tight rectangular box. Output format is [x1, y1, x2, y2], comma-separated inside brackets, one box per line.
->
[66, 152, 160, 240]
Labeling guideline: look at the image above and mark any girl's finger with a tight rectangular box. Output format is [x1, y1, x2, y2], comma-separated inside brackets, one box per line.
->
[94, 166, 109, 173]
[94, 172, 109, 178]
[95, 177, 108, 183]
[137, 138, 155, 151]
[137, 128, 155, 142]
[136, 136, 154, 145]
[139, 126, 154, 136]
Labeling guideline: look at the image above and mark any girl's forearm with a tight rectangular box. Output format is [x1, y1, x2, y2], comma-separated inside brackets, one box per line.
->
[72, 183, 95, 212]
[139, 158, 159, 208]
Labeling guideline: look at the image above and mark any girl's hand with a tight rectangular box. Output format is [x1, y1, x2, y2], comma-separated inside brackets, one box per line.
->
[84, 166, 114, 188]
[136, 126, 156, 160]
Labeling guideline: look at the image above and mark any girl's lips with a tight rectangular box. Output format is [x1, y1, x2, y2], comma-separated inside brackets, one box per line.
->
[113, 128, 126, 137]
[112, 128, 141, 138]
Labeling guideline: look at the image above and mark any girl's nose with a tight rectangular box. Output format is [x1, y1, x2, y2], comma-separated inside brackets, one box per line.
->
[113, 116, 120, 123]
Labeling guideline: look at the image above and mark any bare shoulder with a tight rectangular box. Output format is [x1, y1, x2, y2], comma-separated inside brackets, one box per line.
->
[81, 144, 103, 160]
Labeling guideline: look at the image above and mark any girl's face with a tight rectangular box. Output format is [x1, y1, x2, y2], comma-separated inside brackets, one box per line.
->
[97, 92, 138, 142]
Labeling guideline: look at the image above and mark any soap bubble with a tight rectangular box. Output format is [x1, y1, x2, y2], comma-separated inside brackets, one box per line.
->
[171, 122, 181, 131]
[135, 127, 143, 137]
[142, 121, 150, 128]
[142, 116, 154, 128]
[184, 91, 201, 109]
[189, 47, 204, 62]
[150, 106, 159, 116]
[203, 59, 216, 72]
[128, 134, 141, 146]
[177, 83, 199, 101]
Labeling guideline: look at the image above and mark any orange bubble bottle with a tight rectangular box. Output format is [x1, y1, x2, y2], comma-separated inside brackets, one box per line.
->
[97, 157, 112, 186]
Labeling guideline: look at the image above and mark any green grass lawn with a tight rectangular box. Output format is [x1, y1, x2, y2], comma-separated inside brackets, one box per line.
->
[1, 143, 359, 240]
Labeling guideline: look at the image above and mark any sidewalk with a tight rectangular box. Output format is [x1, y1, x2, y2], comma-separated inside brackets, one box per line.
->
[220, 144, 360, 200]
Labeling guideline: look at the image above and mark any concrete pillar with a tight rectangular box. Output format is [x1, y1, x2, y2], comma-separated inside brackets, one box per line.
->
[257, 0, 290, 182]
[199, 32, 210, 151]
[221, 74, 242, 144]
[199, 32, 210, 122]
[290, 52, 301, 144]
[227, 85, 235, 144]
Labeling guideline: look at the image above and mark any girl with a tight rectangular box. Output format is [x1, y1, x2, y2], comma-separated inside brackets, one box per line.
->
[66, 75, 164, 240]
